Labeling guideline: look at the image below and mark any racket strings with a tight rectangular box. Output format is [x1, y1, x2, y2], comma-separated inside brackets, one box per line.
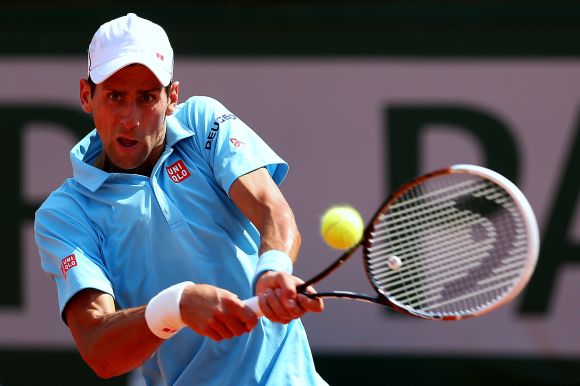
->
[366, 175, 529, 318]
[417, 219, 523, 312]
[368, 212, 495, 262]
[368, 182, 504, 250]
[369, 205, 489, 248]
[374, 242, 494, 285]
[370, 223, 497, 277]
[380, 179, 486, 214]
[384, 256, 487, 303]
[419, 279, 518, 312]
[370, 180, 492, 235]
[373, 213, 528, 286]
[388, 256, 526, 310]
[404, 227, 520, 312]
[368, 196, 498, 271]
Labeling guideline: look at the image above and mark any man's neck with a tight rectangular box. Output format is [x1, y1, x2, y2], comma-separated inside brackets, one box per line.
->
[93, 141, 166, 177]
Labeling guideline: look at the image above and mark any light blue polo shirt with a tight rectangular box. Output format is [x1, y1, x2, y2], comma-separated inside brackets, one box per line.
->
[34, 96, 327, 386]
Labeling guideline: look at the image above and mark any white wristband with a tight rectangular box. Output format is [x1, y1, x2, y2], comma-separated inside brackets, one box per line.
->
[145, 281, 194, 339]
[252, 250, 293, 294]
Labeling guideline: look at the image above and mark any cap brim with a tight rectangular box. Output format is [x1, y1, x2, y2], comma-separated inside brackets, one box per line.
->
[90, 54, 172, 86]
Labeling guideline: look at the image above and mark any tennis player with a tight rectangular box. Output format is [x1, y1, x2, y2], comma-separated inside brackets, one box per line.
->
[34, 13, 326, 386]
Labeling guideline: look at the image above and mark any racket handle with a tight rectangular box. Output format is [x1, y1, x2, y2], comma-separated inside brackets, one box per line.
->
[243, 296, 263, 317]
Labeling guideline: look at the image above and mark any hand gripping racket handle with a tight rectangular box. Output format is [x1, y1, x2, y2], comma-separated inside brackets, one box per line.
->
[244, 282, 316, 317]
[243, 296, 263, 317]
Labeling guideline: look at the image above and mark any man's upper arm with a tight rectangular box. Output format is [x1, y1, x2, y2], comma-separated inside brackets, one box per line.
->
[63, 289, 116, 348]
[35, 206, 115, 317]
[64, 289, 116, 322]
[230, 167, 300, 260]
[229, 167, 289, 230]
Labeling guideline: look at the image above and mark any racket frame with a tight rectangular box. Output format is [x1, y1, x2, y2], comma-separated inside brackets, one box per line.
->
[301, 164, 539, 321]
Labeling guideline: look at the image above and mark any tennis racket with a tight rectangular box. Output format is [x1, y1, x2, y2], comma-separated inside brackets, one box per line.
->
[245, 164, 539, 321]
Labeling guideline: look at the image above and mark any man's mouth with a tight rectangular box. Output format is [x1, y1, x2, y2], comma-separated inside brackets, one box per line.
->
[117, 138, 138, 147]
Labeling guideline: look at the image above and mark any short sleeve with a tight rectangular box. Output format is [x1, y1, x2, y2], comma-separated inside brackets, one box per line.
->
[35, 205, 114, 319]
[176, 96, 289, 193]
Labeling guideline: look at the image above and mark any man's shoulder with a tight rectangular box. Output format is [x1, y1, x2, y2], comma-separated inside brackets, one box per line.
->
[170, 96, 233, 144]
[36, 179, 86, 219]
[174, 96, 229, 120]
[180, 95, 223, 108]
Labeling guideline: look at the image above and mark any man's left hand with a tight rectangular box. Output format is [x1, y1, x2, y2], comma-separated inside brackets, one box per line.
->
[254, 271, 324, 323]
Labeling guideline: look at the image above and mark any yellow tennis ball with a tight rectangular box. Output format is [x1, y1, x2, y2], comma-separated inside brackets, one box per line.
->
[320, 205, 364, 250]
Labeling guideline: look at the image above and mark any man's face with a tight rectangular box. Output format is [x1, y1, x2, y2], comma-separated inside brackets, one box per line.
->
[80, 64, 179, 173]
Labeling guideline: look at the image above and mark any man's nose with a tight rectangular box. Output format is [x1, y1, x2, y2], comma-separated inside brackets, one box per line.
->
[120, 102, 140, 130]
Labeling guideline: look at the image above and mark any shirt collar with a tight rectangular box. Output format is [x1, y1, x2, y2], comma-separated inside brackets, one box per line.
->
[71, 114, 194, 192]
[166, 113, 194, 147]
[70, 130, 109, 192]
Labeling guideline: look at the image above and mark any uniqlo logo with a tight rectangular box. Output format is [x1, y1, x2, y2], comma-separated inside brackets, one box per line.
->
[61, 254, 77, 279]
[166, 160, 191, 183]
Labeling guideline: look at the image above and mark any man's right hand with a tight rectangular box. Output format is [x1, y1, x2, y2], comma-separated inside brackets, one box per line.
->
[179, 284, 259, 341]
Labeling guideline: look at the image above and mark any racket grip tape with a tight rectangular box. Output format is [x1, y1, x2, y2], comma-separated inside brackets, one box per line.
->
[243, 296, 263, 317]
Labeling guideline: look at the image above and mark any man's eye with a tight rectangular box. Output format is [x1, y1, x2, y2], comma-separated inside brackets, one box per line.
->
[108, 93, 122, 101]
[141, 94, 156, 102]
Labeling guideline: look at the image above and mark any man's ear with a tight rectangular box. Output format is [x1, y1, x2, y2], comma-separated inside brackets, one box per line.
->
[80, 79, 93, 113]
[165, 81, 180, 116]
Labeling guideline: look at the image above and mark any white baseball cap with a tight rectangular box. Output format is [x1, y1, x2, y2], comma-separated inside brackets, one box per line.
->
[87, 13, 173, 86]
